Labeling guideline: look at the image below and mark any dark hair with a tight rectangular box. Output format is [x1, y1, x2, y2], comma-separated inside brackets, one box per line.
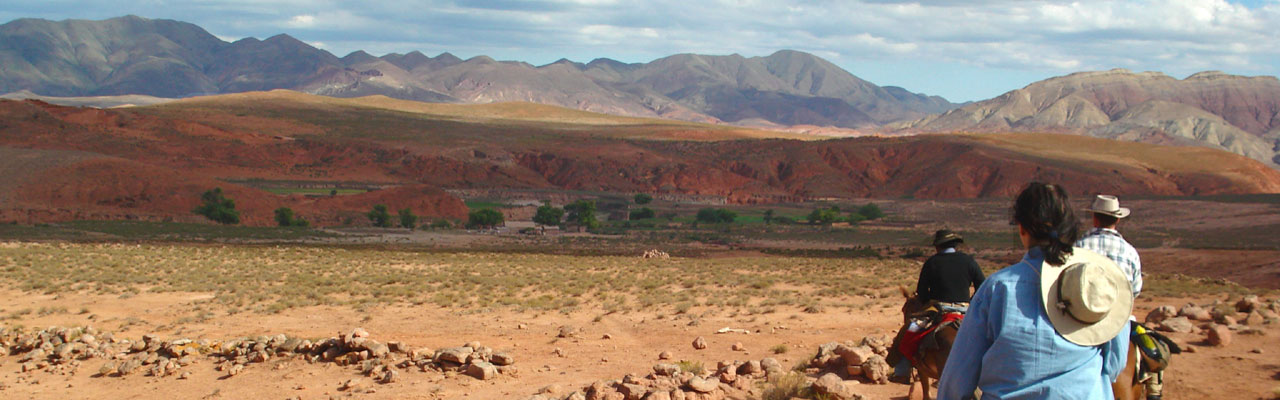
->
[1012, 182, 1080, 265]
[1092, 213, 1119, 227]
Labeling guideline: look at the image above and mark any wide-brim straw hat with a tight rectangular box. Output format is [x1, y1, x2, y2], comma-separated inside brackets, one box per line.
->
[932, 229, 963, 247]
[1040, 247, 1133, 346]
[1085, 195, 1130, 219]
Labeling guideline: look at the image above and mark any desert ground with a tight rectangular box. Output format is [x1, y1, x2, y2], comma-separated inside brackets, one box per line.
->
[0, 230, 1276, 400]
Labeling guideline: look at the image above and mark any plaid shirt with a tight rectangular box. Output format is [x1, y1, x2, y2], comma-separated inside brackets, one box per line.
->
[1075, 227, 1142, 298]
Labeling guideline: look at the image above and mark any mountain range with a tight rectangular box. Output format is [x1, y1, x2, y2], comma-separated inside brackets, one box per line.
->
[0, 15, 952, 128]
[3, 15, 1279, 169]
[896, 69, 1280, 168]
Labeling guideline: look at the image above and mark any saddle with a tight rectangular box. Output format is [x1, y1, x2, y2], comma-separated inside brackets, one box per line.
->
[897, 304, 965, 363]
[1132, 321, 1179, 373]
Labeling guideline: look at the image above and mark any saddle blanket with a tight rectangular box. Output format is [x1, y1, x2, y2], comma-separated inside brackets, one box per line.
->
[901, 312, 964, 362]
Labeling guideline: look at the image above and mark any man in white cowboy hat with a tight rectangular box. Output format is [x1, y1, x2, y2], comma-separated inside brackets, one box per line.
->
[1076, 194, 1161, 399]
[1075, 195, 1142, 299]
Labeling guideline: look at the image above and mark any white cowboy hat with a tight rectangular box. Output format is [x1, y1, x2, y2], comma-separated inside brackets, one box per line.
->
[1085, 195, 1130, 219]
[1040, 247, 1134, 346]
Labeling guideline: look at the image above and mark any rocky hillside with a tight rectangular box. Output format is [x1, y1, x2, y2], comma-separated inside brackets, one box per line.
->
[1, 94, 1277, 225]
[897, 69, 1280, 168]
[0, 16, 953, 127]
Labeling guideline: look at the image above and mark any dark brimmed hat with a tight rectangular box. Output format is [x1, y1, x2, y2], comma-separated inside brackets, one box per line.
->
[933, 229, 963, 247]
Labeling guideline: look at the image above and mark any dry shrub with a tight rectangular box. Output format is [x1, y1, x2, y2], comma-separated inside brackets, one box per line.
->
[759, 371, 809, 400]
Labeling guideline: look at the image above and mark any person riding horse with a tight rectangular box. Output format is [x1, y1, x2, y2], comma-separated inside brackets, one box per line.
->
[889, 229, 985, 384]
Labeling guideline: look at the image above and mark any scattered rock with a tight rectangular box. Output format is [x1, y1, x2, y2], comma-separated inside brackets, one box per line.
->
[492, 352, 515, 366]
[1236, 295, 1261, 313]
[685, 377, 718, 393]
[1145, 305, 1177, 325]
[653, 363, 680, 376]
[731, 342, 745, 351]
[658, 351, 672, 360]
[1207, 324, 1232, 347]
[1158, 316, 1195, 333]
[340, 378, 367, 392]
[812, 373, 862, 400]
[558, 326, 580, 338]
[1179, 304, 1212, 322]
[467, 361, 498, 380]
[692, 337, 707, 350]
[860, 355, 891, 384]
[834, 344, 875, 366]
[1244, 311, 1265, 326]
[759, 358, 783, 374]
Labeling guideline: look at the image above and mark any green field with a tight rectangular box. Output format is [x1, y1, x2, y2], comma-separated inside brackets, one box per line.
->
[263, 187, 368, 196]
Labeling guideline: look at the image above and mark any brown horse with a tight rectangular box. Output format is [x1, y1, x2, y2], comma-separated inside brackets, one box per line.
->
[897, 286, 961, 400]
[1112, 341, 1145, 400]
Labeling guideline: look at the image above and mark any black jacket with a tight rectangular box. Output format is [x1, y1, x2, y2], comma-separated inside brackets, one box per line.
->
[916, 251, 985, 304]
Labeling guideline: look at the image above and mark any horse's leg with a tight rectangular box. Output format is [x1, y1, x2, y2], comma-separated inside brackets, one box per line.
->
[907, 367, 918, 399]
[920, 369, 931, 400]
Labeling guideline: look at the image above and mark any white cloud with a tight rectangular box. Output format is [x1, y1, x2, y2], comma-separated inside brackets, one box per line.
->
[286, 14, 314, 28]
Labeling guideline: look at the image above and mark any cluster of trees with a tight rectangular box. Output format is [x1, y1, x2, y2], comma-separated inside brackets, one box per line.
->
[529, 199, 602, 231]
[193, 188, 240, 225]
[366, 205, 423, 229]
[806, 203, 884, 226]
[695, 208, 737, 224]
[273, 207, 309, 227]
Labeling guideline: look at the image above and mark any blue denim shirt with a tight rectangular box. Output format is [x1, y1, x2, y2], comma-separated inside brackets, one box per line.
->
[937, 247, 1128, 399]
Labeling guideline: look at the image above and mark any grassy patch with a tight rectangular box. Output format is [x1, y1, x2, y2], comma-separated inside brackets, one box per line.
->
[263, 187, 367, 196]
[0, 242, 918, 314]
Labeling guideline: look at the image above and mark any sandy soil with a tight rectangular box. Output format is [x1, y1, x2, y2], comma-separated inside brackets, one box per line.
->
[0, 286, 1276, 400]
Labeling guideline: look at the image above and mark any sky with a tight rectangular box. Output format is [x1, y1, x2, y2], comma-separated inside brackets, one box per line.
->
[2, 0, 1279, 102]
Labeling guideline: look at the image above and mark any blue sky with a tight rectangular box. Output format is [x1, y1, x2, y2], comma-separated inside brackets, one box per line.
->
[3, 0, 1278, 102]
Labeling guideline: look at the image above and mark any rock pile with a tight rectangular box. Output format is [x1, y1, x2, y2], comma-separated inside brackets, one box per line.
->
[642, 249, 671, 259]
[1146, 297, 1278, 346]
[0, 326, 516, 385]
[525, 357, 792, 400]
[806, 336, 893, 385]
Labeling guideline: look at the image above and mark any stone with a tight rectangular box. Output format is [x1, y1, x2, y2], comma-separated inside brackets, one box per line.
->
[117, 359, 142, 376]
[619, 383, 648, 400]
[812, 373, 861, 400]
[692, 337, 707, 350]
[436, 347, 474, 364]
[351, 328, 370, 339]
[467, 361, 498, 380]
[760, 358, 783, 375]
[686, 376, 718, 393]
[491, 352, 516, 366]
[736, 360, 763, 376]
[654, 363, 680, 376]
[731, 342, 745, 351]
[644, 391, 672, 400]
[658, 351, 673, 360]
[179, 371, 192, 380]
[379, 369, 399, 384]
[1245, 311, 1266, 326]
[1207, 324, 1232, 347]
[1145, 306, 1177, 325]
[538, 384, 565, 395]
[860, 355, 891, 384]
[603, 334, 613, 340]
[1179, 304, 1212, 321]
[340, 378, 367, 392]
[365, 341, 390, 359]
[1236, 295, 1261, 313]
[834, 344, 875, 366]
[1158, 317, 1194, 333]
[558, 326, 580, 338]
[227, 364, 244, 376]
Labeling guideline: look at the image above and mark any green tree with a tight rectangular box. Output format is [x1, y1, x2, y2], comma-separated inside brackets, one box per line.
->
[564, 200, 600, 231]
[696, 208, 737, 224]
[633, 193, 653, 205]
[533, 204, 565, 228]
[398, 208, 418, 229]
[856, 203, 885, 220]
[763, 209, 775, 224]
[807, 208, 839, 225]
[194, 188, 240, 225]
[367, 204, 392, 227]
[629, 207, 655, 220]
[467, 208, 504, 229]
[273, 207, 309, 227]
